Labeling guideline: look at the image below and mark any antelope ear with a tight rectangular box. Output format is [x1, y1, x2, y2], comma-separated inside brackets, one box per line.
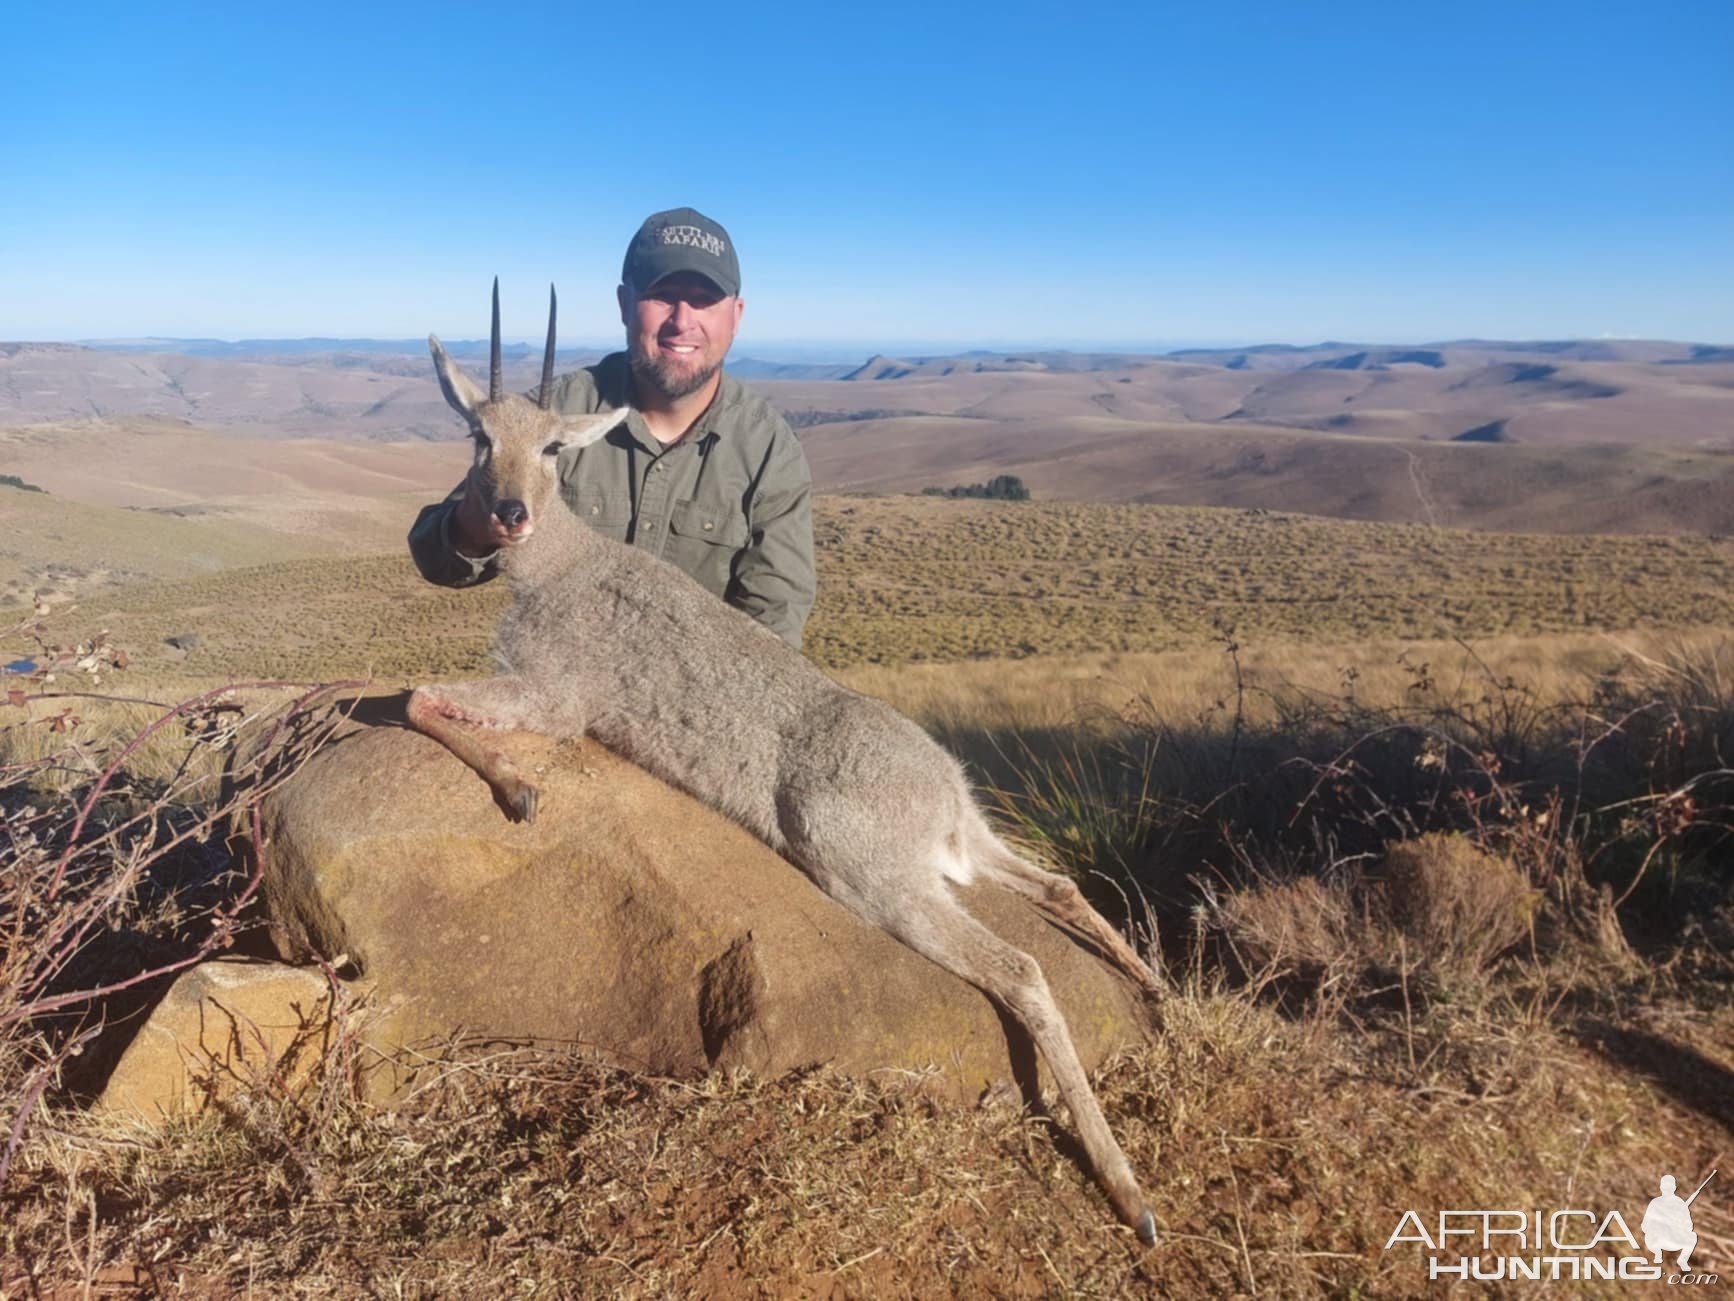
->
[429, 335, 487, 424]
[559, 406, 632, 450]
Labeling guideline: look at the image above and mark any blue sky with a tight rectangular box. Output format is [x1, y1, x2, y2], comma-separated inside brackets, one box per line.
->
[3, 1, 1730, 350]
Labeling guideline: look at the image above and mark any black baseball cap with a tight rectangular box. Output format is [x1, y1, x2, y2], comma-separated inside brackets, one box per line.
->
[621, 207, 741, 298]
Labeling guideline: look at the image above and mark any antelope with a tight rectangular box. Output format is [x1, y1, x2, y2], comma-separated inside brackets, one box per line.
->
[406, 282, 1162, 1244]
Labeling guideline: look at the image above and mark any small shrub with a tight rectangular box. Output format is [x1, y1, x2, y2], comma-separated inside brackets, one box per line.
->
[920, 474, 1030, 501]
[1213, 874, 1364, 990]
[1379, 833, 1537, 981]
[1215, 836, 1536, 996]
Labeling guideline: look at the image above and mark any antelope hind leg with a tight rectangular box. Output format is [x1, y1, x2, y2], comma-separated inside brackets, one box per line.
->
[874, 885, 1158, 1245]
[977, 843, 1163, 997]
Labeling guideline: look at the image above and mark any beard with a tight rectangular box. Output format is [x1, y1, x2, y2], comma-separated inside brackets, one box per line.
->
[629, 342, 721, 401]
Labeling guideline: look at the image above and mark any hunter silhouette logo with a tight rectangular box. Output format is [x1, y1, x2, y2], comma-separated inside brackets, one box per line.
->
[1382, 1167, 1721, 1284]
[1644, 1171, 1716, 1271]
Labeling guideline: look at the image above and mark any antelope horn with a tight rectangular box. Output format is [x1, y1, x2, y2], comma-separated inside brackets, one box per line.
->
[489, 276, 502, 403]
[539, 284, 557, 409]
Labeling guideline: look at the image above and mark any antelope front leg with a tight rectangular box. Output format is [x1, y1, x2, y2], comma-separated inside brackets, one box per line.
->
[406, 677, 550, 823]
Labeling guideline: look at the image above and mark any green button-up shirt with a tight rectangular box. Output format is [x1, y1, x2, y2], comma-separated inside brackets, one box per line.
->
[408, 353, 816, 649]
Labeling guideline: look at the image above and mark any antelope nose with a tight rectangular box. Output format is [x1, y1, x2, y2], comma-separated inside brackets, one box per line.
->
[494, 500, 529, 529]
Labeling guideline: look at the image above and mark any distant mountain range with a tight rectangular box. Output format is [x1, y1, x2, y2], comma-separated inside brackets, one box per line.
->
[1165, 339, 1734, 370]
[64, 335, 1731, 377]
[4, 337, 1731, 446]
[5, 335, 1734, 537]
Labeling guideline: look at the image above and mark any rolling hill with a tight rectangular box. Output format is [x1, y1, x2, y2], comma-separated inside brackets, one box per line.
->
[791, 414, 1734, 534]
[5, 336, 1731, 541]
[8, 337, 1732, 450]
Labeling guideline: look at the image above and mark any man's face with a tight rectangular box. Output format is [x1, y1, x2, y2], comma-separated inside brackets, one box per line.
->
[619, 272, 745, 401]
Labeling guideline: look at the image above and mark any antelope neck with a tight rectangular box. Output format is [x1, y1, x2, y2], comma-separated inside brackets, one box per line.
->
[498, 493, 594, 589]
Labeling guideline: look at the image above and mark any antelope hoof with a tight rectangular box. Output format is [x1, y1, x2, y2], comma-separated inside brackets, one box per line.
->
[1136, 1209, 1158, 1247]
[506, 783, 540, 824]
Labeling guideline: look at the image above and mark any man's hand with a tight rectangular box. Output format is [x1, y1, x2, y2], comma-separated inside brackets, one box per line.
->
[452, 473, 511, 556]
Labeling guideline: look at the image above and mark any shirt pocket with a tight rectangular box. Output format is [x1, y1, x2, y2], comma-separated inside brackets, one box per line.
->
[566, 486, 632, 541]
[669, 498, 751, 549]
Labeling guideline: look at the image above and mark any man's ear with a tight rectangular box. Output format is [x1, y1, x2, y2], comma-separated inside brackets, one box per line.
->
[616, 283, 632, 329]
[560, 407, 633, 451]
[429, 335, 487, 424]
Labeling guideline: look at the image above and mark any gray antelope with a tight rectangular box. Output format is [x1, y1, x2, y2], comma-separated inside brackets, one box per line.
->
[406, 283, 1162, 1244]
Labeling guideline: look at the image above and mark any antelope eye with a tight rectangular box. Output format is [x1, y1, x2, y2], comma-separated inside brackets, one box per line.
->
[542, 441, 565, 457]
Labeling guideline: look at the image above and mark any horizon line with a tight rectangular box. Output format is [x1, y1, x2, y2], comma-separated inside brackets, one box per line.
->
[22, 331, 1732, 356]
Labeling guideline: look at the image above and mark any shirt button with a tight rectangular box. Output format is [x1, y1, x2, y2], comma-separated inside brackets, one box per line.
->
[589, 506, 599, 515]
[702, 521, 713, 532]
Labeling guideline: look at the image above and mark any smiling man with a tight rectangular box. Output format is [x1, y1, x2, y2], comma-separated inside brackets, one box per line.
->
[408, 207, 816, 649]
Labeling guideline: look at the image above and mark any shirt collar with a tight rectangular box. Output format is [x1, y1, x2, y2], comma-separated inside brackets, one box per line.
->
[606, 352, 731, 450]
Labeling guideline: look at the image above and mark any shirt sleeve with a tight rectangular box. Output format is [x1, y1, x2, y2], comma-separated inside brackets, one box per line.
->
[730, 425, 817, 650]
[407, 481, 500, 588]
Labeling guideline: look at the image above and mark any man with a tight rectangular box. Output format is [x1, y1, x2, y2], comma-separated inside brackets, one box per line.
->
[408, 207, 816, 649]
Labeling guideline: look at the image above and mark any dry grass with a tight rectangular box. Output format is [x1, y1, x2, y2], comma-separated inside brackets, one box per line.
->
[14, 495, 1733, 685]
[4, 971, 1729, 1297]
[835, 628, 1734, 772]
[0, 480, 318, 610]
[802, 497, 1734, 669]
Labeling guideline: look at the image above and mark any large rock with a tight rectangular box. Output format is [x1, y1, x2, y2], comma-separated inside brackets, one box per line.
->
[257, 703, 1151, 1098]
[97, 959, 354, 1119]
